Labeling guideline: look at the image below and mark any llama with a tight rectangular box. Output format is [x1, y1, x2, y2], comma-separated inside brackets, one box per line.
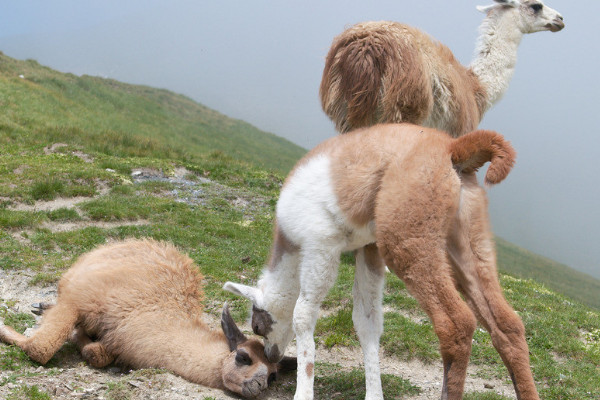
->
[223, 123, 539, 400]
[0, 239, 296, 398]
[320, 0, 565, 136]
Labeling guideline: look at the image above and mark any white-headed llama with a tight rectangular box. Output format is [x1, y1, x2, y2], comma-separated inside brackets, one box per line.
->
[0, 239, 296, 398]
[224, 124, 541, 400]
[320, 0, 564, 136]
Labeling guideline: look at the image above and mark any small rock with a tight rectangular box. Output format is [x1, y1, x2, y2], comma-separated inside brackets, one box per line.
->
[484, 383, 495, 389]
[128, 380, 142, 388]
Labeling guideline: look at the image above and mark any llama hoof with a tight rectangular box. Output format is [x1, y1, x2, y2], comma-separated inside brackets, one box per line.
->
[31, 302, 53, 315]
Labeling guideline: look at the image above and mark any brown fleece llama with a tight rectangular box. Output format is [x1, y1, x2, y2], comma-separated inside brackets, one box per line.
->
[320, 0, 564, 136]
[0, 239, 295, 398]
[224, 124, 538, 400]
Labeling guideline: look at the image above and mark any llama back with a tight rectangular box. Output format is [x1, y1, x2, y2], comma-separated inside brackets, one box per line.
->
[320, 21, 486, 136]
[61, 240, 205, 339]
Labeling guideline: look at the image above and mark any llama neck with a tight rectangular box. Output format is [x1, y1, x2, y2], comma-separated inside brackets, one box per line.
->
[469, 11, 524, 109]
[261, 251, 300, 319]
[158, 321, 231, 390]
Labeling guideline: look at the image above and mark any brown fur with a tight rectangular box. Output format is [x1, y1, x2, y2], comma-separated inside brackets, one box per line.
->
[0, 239, 293, 398]
[320, 22, 486, 136]
[318, 124, 534, 399]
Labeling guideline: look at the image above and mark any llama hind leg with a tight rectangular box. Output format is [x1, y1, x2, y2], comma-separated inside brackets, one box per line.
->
[386, 247, 476, 400]
[353, 243, 385, 400]
[70, 328, 115, 368]
[448, 183, 539, 400]
[293, 246, 341, 400]
[0, 301, 78, 364]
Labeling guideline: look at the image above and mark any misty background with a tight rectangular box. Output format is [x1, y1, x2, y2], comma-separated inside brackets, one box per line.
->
[0, 1, 598, 278]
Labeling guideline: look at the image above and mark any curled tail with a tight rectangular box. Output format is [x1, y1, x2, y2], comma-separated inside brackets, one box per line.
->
[450, 130, 516, 185]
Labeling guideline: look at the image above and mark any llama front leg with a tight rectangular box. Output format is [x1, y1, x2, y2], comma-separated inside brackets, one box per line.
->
[293, 247, 340, 400]
[353, 243, 385, 400]
[0, 301, 78, 364]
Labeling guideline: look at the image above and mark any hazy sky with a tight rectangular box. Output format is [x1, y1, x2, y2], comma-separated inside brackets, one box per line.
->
[0, 1, 598, 278]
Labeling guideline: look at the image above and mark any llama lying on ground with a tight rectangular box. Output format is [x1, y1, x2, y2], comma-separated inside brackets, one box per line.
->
[320, 0, 564, 136]
[0, 239, 295, 398]
[224, 124, 539, 400]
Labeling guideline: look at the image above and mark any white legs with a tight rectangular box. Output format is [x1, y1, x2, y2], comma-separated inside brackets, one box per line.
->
[291, 244, 385, 400]
[293, 247, 340, 400]
[353, 244, 385, 400]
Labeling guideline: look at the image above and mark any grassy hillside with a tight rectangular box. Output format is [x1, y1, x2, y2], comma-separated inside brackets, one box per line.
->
[496, 237, 600, 310]
[0, 52, 306, 175]
[0, 54, 599, 399]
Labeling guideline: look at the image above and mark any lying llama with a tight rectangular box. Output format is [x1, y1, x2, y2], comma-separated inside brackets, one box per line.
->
[224, 123, 539, 400]
[0, 239, 295, 398]
[320, 0, 565, 136]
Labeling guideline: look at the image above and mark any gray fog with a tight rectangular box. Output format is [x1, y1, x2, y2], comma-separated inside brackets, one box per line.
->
[0, 1, 598, 278]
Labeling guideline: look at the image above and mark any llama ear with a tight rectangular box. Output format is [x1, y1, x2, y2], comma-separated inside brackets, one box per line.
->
[223, 282, 263, 306]
[220, 302, 247, 351]
[477, 4, 496, 13]
[277, 356, 298, 373]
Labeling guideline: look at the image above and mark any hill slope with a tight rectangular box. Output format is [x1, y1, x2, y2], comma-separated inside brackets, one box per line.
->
[496, 237, 600, 310]
[0, 52, 306, 174]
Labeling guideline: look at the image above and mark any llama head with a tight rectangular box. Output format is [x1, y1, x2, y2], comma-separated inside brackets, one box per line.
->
[477, 0, 564, 34]
[223, 282, 295, 364]
[220, 303, 297, 397]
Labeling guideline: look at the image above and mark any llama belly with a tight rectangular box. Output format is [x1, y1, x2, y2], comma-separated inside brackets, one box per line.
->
[341, 220, 377, 252]
[277, 155, 343, 244]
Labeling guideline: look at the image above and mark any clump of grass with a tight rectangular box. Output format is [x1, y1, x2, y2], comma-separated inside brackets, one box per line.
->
[46, 207, 81, 222]
[281, 363, 420, 399]
[381, 312, 439, 362]
[106, 381, 133, 400]
[6, 384, 52, 400]
[29, 178, 64, 201]
[315, 307, 358, 348]
[0, 210, 45, 229]
[1, 311, 36, 334]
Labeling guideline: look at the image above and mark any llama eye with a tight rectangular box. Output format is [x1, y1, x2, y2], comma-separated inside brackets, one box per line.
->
[530, 3, 543, 12]
[235, 350, 252, 366]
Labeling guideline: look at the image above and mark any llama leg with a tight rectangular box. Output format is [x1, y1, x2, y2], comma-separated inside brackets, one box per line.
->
[70, 328, 115, 368]
[353, 243, 385, 400]
[293, 247, 340, 400]
[0, 301, 78, 364]
[448, 182, 539, 400]
[386, 247, 476, 400]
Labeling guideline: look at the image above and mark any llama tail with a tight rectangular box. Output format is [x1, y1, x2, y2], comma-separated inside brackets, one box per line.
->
[449, 130, 516, 185]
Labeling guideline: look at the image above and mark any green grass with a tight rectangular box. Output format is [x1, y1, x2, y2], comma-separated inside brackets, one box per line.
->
[279, 363, 420, 399]
[6, 384, 52, 400]
[496, 236, 600, 309]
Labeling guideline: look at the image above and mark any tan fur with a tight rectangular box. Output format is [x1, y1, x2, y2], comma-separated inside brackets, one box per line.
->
[317, 124, 533, 399]
[0, 239, 286, 398]
[320, 22, 486, 136]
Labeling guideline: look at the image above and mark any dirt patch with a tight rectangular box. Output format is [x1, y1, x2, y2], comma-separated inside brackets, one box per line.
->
[43, 143, 93, 163]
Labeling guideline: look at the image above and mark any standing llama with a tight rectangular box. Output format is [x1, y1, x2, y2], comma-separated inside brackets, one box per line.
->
[320, 0, 565, 136]
[224, 124, 539, 400]
[0, 239, 296, 398]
